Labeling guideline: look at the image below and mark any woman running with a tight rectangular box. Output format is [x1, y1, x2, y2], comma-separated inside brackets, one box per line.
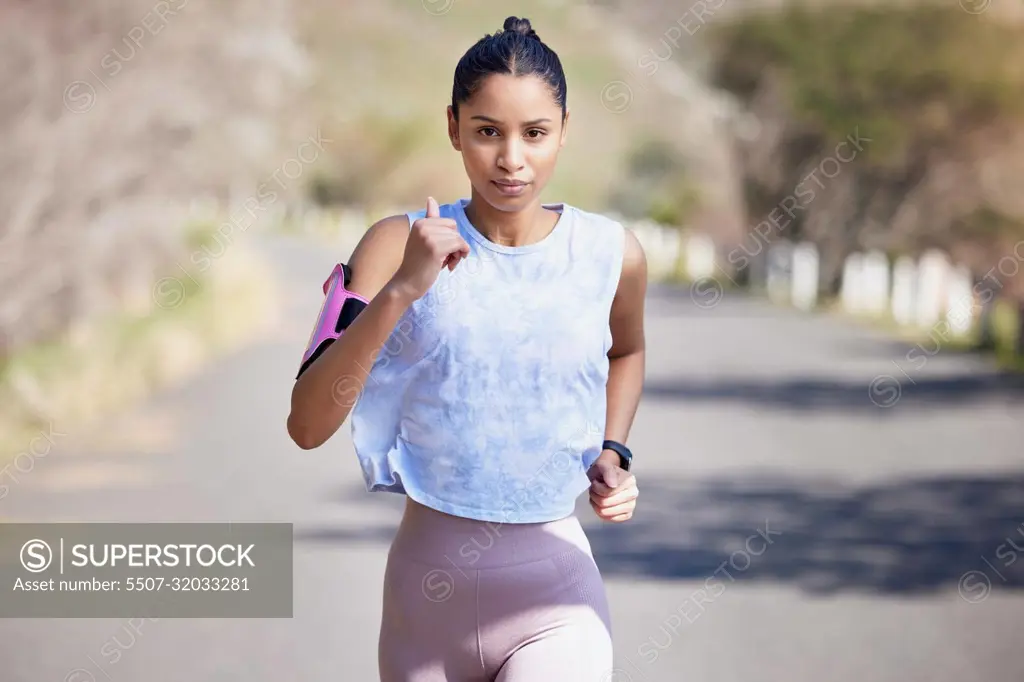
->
[287, 15, 647, 681]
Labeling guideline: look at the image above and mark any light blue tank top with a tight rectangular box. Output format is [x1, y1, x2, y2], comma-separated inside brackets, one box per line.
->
[350, 198, 625, 523]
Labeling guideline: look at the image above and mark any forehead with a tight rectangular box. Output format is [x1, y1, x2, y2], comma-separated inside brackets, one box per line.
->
[462, 73, 561, 120]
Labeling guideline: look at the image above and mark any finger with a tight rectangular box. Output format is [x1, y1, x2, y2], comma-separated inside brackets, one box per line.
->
[590, 492, 637, 513]
[434, 233, 471, 254]
[433, 237, 467, 263]
[590, 474, 634, 497]
[591, 498, 635, 518]
[421, 222, 460, 241]
[443, 251, 465, 272]
[598, 500, 636, 517]
[589, 498, 634, 521]
[590, 486, 637, 508]
[425, 223, 467, 245]
[426, 196, 440, 219]
[435, 234, 470, 272]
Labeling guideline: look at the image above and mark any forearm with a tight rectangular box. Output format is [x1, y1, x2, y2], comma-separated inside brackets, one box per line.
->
[600, 349, 645, 461]
[287, 280, 415, 449]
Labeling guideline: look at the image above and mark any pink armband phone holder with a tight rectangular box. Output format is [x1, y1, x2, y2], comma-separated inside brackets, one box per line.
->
[296, 263, 370, 379]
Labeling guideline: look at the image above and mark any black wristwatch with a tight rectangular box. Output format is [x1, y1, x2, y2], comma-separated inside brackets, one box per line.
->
[602, 440, 633, 472]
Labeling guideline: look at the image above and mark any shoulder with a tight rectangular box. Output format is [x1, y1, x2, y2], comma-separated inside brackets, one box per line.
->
[350, 213, 411, 260]
[568, 205, 647, 275]
[345, 213, 411, 299]
[567, 204, 623, 235]
[621, 226, 647, 277]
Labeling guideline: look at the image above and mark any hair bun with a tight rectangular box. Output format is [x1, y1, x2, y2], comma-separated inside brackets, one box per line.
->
[503, 16, 539, 40]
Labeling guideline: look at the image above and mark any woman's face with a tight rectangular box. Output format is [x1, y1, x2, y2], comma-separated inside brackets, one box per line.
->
[448, 73, 568, 212]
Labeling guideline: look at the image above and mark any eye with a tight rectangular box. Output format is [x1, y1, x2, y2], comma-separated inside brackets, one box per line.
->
[525, 129, 547, 139]
[478, 127, 500, 137]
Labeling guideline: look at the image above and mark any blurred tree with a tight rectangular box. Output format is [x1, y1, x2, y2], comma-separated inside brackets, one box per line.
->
[609, 137, 701, 226]
[706, 2, 1024, 310]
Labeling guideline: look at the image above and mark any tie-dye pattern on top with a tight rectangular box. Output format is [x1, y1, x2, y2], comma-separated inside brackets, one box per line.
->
[349, 198, 625, 523]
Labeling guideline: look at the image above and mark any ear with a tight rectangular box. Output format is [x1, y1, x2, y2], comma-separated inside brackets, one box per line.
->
[559, 108, 570, 148]
[447, 106, 462, 151]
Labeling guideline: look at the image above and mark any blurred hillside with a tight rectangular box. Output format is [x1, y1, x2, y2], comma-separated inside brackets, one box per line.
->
[0, 0, 314, 357]
[5, 0, 1024, 402]
[0, 0, 732, 361]
[295, 0, 735, 226]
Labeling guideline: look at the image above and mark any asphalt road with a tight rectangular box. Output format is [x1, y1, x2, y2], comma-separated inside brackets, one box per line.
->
[2, 231, 1023, 682]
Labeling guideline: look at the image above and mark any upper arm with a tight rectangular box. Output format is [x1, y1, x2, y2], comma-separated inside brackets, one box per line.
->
[608, 227, 648, 357]
[345, 214, 411, 300]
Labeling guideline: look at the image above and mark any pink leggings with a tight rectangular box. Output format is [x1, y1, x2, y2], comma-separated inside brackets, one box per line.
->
[378, 498, 614, 681]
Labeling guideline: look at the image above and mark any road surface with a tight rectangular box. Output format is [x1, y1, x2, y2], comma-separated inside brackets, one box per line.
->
[1, 231, 1023, 682]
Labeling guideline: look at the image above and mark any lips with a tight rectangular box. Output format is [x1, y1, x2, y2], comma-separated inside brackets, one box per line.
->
[491, 179, 529, 197]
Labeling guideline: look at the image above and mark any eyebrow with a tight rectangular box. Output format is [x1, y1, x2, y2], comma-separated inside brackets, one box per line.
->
[470, 115, 553, 126]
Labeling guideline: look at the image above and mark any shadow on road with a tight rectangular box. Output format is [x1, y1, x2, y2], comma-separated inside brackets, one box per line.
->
[641, 373, 1024, 411]
[585, 472, 1024, 596]
[301, 473, 1024, 598]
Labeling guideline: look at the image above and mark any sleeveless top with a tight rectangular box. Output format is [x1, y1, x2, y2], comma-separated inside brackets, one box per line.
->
[349, 198, 625, 523]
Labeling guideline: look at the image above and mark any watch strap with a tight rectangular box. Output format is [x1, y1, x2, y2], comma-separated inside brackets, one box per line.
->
[602, 439, 633, 471]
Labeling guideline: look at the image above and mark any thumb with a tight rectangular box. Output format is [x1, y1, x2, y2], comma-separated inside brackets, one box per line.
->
[426, 196, 440, 219]
[590, 459, 620, 490]
[600, 461, 621, 488]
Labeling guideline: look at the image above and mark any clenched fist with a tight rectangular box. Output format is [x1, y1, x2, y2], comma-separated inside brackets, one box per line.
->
[587, 452, 638, 522]
[390, 197, 471, 302]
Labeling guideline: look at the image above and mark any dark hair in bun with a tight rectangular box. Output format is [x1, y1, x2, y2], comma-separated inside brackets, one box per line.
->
[503, 16, 539, 40]
[451, 15, 567, 121]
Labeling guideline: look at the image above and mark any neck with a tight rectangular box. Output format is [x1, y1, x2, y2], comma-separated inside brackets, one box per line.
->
[463, 189, 558, 248]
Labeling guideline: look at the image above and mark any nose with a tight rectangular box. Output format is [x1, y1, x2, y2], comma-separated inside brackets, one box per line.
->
[497, 138, 525, 173]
